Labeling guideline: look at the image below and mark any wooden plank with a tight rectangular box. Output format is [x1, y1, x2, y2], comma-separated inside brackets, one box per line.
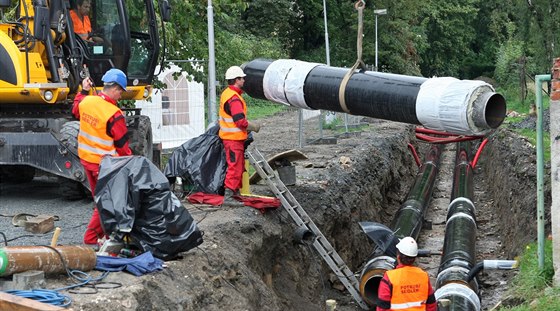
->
[0, 292, 66, 311]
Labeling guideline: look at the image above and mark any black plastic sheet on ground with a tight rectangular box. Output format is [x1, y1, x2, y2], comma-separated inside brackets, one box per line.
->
[95, 156, 203, 260]
[163, 124, 226, 194]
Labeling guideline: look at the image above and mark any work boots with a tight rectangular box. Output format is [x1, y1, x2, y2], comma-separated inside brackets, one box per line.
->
[222, 188, 244, 207]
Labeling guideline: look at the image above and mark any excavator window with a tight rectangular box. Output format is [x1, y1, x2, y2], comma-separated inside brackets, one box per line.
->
[68, 0, 159, 87]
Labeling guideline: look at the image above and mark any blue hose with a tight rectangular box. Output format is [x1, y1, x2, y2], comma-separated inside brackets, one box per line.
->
[4, 289, 72, 307]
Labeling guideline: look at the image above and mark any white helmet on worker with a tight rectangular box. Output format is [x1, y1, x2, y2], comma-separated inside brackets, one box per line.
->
[396, 236, 418, 257]
[225, 66, 246, 80]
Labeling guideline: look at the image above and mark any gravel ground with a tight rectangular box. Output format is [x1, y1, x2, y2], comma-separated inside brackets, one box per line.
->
[0, 176, 92, 247]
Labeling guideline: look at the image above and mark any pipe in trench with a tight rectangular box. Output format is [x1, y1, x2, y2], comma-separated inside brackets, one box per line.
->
[0, 245, 96, 277]
[434, 141, 480, 311]
[358, 144, 443, 307]
[242, 59, 506, 136]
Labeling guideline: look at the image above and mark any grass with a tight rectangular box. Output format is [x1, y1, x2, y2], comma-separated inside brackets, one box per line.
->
[512, 128, 551, 161]
[497, 86, 550, 115]
[245, 95, 287, 120]
[497, 240, 560, 310]
[498, 87, 552, 161]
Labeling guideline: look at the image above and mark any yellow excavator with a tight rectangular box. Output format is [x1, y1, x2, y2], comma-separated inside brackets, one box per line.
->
[0, 0, 170, 198]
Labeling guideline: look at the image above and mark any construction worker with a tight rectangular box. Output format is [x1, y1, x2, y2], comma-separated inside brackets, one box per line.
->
[219, 66, 259, 207]
[72, 68, 132, 247]
[377, 237, 436, 311]
[69, 0, 103, 43]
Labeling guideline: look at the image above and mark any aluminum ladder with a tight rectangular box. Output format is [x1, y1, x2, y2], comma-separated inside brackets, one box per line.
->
[246, 147, 369, 310]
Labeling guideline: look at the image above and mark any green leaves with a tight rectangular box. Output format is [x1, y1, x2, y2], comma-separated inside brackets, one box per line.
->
[157, 0, 557, 96]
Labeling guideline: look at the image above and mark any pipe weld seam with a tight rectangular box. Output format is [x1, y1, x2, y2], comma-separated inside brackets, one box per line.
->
[448, 197, 475, 212]
[434, 282, 481, 311]
[445, 212, 476, 226]
[436, 265, 471, 289]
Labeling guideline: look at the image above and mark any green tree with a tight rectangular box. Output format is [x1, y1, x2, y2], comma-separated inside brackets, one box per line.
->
[160, 0, 286, 87]
[420, 0, 478, 77]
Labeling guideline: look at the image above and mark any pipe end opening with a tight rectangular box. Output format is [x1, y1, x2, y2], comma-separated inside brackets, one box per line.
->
[360, 274, 383, 307]
[481, 92, 507, 129]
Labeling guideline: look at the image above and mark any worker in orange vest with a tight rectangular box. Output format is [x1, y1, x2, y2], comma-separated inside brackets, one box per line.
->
[72, 68, 132, 247]
[218, 66, 260, 207]
[377, 237, 437, 311]
[69, 0, 103, 43]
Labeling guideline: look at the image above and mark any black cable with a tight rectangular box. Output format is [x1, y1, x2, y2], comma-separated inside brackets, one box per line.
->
[0, 232, 7, 246]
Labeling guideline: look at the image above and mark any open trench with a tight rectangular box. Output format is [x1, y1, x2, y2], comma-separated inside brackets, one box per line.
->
[225, 122, 542, 310]
[49, 114, 546, 311]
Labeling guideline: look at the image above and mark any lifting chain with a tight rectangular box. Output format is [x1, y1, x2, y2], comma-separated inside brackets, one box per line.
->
[338, 0, 367, 114]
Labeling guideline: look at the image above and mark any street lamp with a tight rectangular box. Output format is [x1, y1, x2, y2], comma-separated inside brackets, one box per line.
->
[207, 0, 217, 125]
[374, 9, 387, 71]
[322, 0, 330, 66]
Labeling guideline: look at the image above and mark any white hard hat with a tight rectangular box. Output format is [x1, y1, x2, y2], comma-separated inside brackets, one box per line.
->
[396, 236, 418, 257]
[225, 66, 246, 80]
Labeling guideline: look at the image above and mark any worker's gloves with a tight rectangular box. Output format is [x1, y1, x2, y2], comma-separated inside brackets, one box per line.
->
[247, 121, 261, 133]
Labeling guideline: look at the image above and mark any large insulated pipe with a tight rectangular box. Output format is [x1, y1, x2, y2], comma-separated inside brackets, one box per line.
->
[359, 144, 443, 307]
[242, 59, 506, 136]
[390, 144, 443, 238]
[0, 246, 96, 276]
[435, 141, 480, 310]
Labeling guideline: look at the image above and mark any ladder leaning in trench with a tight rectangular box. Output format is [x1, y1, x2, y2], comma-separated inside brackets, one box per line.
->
[246, 146, 369, 310]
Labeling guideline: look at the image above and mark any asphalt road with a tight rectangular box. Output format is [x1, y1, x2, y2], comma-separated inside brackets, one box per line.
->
[0, 175, 93, 247]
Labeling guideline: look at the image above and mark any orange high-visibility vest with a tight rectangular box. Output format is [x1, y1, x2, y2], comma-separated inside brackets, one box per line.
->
[219, 87, 247, 141]
[69, 10, 92, 40]
[77, 96, 120, 164]
[386, 266, 430, 310]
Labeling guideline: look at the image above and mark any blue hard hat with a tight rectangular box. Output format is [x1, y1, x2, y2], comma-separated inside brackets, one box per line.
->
[102, 68, 127, 91]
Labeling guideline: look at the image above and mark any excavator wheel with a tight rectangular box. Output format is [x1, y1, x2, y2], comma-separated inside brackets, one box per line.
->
[59, 121, 88, 200]
[60, 121, 80, 156]
[126, 115, 153, 160]
[59, 177, 89, 200]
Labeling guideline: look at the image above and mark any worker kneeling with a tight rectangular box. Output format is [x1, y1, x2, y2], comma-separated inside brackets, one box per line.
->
[377, 237, 436, 311]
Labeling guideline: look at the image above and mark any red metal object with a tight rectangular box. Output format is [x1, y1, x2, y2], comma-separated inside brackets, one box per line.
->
[415, 127, 483, 144]
[470, 138, 488, 169]
[407, 143, 421, 167]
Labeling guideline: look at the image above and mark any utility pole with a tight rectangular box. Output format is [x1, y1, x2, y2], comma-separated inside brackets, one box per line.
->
[207, 0, 217, 126]
[373, 9, 387, 71]
[551, 57, 560, 285]
[323, 0, 330, 67]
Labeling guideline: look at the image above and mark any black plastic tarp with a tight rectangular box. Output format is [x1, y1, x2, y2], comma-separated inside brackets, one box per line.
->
[163, 124, 226, 194]
[95, 155, 203, 260]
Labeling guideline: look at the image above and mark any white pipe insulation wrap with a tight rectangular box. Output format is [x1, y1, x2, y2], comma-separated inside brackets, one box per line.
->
[416, 78, 496, 136]
[483, 260, 518, 270]
[262, 59, 321, 109]
[434, 283, 481, 311]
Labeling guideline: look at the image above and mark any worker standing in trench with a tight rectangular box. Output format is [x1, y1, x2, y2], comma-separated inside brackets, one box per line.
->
[376, 237, 437, 311]
[218, 66, 260, 207]
[72, 68, 132, 248]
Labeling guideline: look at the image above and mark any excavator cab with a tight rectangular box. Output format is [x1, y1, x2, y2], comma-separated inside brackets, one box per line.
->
[68, 0, 160, 98]
[0, 0, 169, 103]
